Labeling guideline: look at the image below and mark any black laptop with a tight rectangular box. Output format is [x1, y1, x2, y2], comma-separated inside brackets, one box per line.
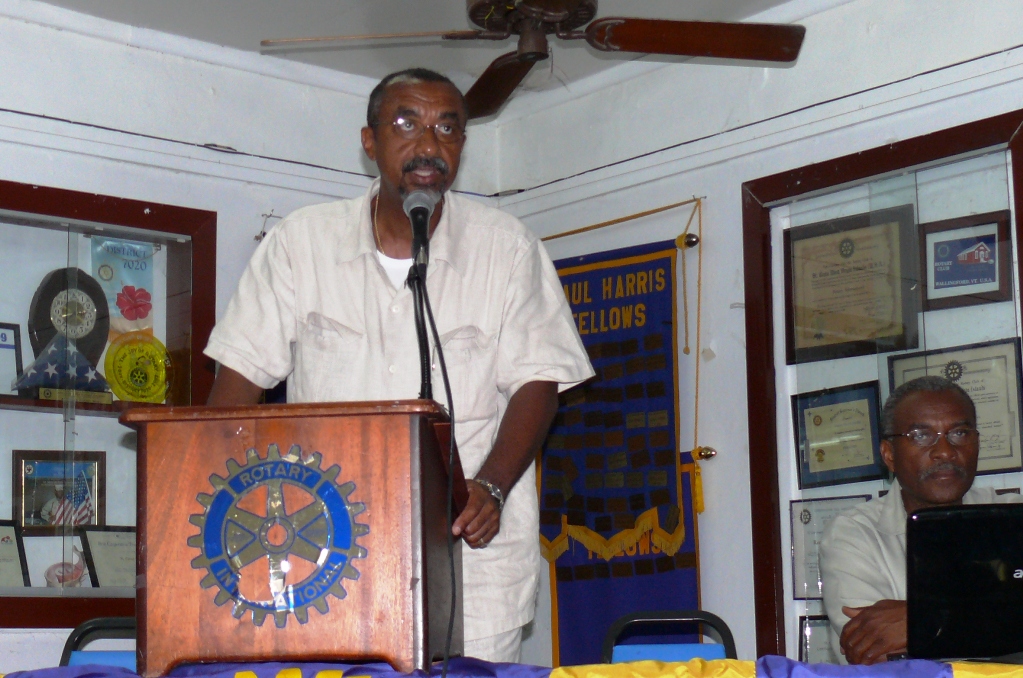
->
[907, 503, 1023, 661]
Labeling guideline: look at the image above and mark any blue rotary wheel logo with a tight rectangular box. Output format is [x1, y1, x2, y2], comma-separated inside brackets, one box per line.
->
[188, 443, 368, 627]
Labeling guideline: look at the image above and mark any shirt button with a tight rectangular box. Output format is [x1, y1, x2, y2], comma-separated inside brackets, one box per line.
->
[391, 306, 400, 313]
[388, 365, 396, 374]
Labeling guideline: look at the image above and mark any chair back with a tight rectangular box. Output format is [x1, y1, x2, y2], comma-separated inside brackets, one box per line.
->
[602, 610, 737, 663]
[60, 616, 137, 670]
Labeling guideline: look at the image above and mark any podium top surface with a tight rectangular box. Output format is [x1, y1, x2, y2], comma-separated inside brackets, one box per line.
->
[120, 399, 449, 426]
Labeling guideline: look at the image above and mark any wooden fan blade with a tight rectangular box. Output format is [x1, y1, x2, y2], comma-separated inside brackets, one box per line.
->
[261, 29, 485, 48]
[585, 18, 805, 63]
[464, 52, 536, 119]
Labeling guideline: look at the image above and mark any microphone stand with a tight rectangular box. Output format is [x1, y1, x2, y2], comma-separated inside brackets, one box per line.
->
[406, 254, 432, 400]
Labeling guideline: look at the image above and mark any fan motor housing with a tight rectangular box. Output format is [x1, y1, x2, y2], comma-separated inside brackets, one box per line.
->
[467, 0, 596, 34]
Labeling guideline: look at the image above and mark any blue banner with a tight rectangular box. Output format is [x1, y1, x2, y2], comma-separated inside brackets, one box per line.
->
[542, 240, 699, 666]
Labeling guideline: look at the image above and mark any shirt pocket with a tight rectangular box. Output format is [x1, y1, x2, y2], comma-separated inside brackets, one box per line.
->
[292, 312, 363, 402]
[434, 325, 497, 423]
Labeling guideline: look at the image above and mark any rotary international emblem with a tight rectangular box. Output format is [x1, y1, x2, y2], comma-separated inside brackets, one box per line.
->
[188, 444, 368, 627]
[942, 360, 964, 382]
[104, 331, 170, 403]
[838, 238, 855, 259]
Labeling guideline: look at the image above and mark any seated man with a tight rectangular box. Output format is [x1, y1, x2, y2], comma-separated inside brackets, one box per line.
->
[819, 375, 1021, 665]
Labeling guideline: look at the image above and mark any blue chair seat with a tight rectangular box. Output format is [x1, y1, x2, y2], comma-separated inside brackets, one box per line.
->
[611, 642, 728, 662]
[67, 650, 136, 670]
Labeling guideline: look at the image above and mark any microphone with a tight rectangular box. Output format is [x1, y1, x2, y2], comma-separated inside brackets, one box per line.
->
[403, 190, 440, 269]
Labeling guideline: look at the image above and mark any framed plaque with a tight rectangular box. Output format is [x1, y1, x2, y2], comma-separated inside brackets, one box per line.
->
[22, 533, 93, 588]
[790, 495, 871, 599]
[0, 520, 30, 587]
[792, 381, 884, 489]
[784, 204, 919, 364]
[81, 526, 135, 588]
[889, 338, 1023, 474]
[798, 615, 835, 663]
[0, 322, 22, 397]
[12, 450, 106, 535]
[919, 210, 1011, 311]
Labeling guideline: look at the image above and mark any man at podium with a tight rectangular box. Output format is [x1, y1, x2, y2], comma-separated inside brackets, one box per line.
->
[203, 68, 594, 662]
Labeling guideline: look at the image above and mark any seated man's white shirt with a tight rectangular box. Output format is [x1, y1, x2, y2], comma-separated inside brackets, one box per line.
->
[205, 179, 595, 641]
[819, 479, 1022, 663]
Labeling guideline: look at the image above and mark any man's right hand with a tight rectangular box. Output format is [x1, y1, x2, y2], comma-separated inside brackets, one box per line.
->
[840, 600, 907, 664]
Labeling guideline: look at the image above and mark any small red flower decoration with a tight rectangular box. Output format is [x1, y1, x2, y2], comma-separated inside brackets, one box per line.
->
[116, 286, 152, 321]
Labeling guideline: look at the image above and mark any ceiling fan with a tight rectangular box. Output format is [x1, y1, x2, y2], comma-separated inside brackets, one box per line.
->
[261, 0, 806, 120]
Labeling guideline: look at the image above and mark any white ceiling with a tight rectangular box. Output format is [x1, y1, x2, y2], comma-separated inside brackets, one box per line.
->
[36, 0, 800, 94]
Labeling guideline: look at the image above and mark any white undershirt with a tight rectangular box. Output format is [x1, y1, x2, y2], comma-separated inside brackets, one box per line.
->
[375, 249, 413, 289]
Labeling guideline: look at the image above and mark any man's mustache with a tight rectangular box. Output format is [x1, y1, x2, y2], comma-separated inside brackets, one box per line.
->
[919, 461, 968, 481]
[403, 156, 449, 175]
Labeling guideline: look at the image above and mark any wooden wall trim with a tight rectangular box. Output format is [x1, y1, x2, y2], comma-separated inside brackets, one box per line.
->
[740, 109, 1023, 657]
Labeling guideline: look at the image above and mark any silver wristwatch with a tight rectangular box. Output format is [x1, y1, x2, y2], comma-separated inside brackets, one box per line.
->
[473, 478, 505, 511]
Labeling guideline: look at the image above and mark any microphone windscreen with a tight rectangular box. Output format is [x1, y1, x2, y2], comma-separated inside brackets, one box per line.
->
[402, 190, 441, 220]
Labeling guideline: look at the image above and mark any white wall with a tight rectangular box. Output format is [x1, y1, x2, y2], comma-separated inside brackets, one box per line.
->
[498, 9, 1023, 662]
[4, 0, 1023, 670]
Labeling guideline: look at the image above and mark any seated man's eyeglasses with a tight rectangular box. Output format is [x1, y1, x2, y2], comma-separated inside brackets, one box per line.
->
[391, 116, 465, 143]
[884, 427, 979, 448]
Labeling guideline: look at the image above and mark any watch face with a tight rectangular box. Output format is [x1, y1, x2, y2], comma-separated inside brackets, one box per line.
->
[28, 268, 110, 368]
[49, 289, 98, 339]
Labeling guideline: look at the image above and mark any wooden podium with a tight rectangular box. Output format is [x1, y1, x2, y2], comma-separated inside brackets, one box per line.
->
[121, 400, 467, 677]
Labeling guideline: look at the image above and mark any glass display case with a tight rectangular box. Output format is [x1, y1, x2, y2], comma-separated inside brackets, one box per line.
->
[740, 109, 1023, 657]
[0, 179, 216, 627]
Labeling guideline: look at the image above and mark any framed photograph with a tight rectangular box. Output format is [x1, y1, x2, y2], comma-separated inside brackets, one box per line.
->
[889, 338, 1023, 474]
[12, 450, 106, 535]
[0, 322, 23, 396]
[799, 615, 836, 663]
[919, 210, 1011, 311]
[0, 520, 30, 587]
[784, 204, 919, 364]
[81, 526, 135, 588]
[22, 533, 93, 588]
[792, 381, 884, 489]
[791, 495, 871, 599]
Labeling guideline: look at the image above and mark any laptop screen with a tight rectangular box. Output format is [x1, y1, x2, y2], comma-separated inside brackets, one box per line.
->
[907, 503, 1023, 660]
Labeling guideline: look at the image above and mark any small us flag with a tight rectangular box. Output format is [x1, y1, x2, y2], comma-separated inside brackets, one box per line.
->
[52, 471, 94, 525]
[13, 335, 109, 393]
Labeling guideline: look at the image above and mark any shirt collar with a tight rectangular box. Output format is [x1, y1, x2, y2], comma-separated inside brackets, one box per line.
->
[878, 478, 908, 535]
[339, 179, 469, 278]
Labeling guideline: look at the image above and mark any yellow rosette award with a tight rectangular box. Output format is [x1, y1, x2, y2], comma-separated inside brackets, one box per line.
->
[104, 331, 171, 403]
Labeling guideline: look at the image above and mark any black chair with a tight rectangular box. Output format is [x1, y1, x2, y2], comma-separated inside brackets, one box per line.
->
[59, 616, 137, 669]
[602, 610, 738, 663]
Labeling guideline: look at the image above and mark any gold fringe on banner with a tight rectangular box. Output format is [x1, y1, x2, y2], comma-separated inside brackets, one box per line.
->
[540, 506, 686, 563]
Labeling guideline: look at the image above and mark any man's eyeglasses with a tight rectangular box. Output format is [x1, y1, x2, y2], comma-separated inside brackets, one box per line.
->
[389, 116, 465, 144]
[884, 427, 979, 448]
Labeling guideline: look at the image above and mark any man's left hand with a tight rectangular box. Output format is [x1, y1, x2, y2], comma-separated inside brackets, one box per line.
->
[840, 600, 907, 664]
[452, 480, 501, 548]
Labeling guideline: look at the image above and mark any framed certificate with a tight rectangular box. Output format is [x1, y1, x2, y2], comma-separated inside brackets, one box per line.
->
[784, 204, 919, 364]
[12, 450, 106, 535]
[790, 495, 871, 599]
[0, 520, 30, 587]
[799, 615, 836, 663]
[919, 210, 1011, 311]
[21, 533, 93, 588]
[0, 322, 23, 396]
[81, 526, 135, 588]
[792, 381, 884, 489]
[889, 338, 1023, 474]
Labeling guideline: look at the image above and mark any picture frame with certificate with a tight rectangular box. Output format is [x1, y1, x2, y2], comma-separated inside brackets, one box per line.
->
[80, 526, 135, 588]
[0, 322, 23, 397]
[798, 615, 836, 663]
[0, 520, 30, 587]
[12, 450, 106, 536]
[790, 495, 871, 600]
[792, 381, 884, 489]
[784, 204, 919, 364]
[21, 532, 93, 588]
[889, 338, 1023, 474]
[919, 210, 1011, 312]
